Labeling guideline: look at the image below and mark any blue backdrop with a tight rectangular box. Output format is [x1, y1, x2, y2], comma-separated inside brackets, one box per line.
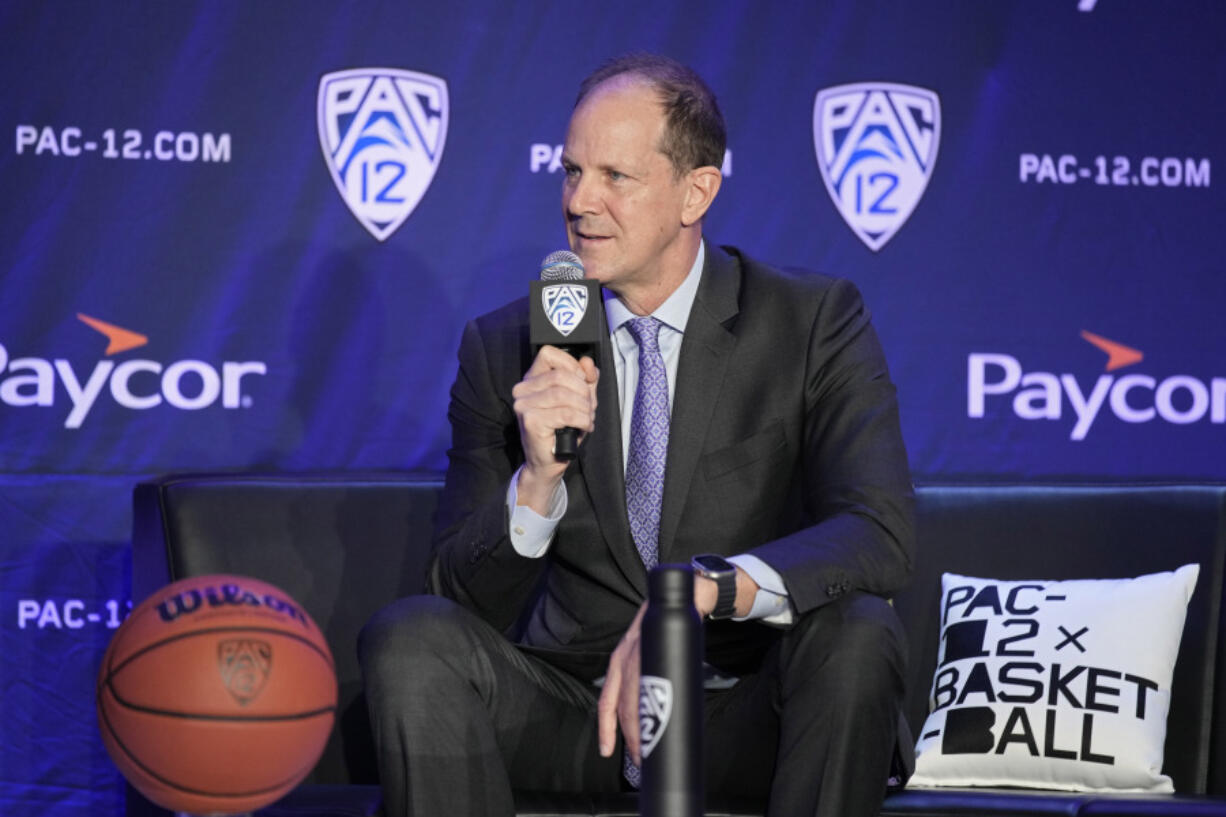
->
[1, 1, 1223, 813]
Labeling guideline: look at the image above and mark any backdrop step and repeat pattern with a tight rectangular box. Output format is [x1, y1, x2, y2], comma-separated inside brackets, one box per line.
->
[2, 1, 1223, 814]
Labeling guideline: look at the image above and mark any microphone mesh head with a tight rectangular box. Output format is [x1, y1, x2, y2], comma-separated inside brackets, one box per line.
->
[540, 250, 585, 281]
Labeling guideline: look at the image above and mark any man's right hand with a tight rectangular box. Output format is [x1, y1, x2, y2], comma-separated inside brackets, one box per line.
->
[511, 345, 599, 514]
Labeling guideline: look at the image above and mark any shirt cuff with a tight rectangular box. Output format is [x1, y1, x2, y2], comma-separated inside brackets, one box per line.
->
[727, 553, 795, 626]
[505, 464, 567, 558]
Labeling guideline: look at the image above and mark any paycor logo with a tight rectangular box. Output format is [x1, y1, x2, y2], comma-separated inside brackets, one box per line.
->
[0, 314, 266, 428]
[969, 331, 1225, 440]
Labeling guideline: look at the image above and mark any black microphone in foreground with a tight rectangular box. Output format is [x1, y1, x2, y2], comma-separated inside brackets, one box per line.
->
[529, 250, 604, 460]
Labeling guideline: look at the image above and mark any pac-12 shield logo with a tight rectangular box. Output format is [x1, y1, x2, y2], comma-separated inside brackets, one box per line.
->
[542, 284, 589, 337]
[217, 638, 272, 706]
[317, 68, 449, 242]
[813, 83, 940, 252]
[639, 675, 673, 759]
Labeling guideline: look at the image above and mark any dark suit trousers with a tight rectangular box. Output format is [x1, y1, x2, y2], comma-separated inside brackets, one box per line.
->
[359, 592, 906, 817]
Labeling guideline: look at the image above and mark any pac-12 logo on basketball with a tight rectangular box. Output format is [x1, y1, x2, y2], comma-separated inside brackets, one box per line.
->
[813, 82, 940, 252]
[218, 639, 273, 705]
[317, 68, 449, 242]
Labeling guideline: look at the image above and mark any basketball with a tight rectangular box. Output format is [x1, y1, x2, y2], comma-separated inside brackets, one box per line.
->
[96, 574, 337, 815]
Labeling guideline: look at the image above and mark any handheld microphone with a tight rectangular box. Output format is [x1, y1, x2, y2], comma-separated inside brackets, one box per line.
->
[529, 250, 604, 460]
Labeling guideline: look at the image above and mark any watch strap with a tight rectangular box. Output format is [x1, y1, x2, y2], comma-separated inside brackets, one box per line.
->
[709, 570, 737, 619]
[693, 554, 738, 620]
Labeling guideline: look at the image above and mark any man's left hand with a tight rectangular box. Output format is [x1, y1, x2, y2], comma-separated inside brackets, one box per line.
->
[597, 603, 646, 763]
[597, 570, 758, 764]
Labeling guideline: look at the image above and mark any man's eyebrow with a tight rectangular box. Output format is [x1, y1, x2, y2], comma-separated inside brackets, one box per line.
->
[559, 154, 640, 178]
[597, 160, 638, 176]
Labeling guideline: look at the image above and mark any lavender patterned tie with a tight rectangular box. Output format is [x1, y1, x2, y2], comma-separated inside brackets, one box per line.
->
[624, 316, 668, 570]
[623, 317, 669, 788]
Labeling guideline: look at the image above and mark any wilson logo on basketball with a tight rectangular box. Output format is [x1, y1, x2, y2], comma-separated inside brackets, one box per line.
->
[156, 583, 310, 628]
[218, 639, 273, 706]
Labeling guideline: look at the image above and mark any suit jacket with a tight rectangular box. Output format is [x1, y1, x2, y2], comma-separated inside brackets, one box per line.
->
[427, 243, 915, 682]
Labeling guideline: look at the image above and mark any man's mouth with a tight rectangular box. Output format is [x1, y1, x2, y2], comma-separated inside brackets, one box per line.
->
[573, 226, 611, 243]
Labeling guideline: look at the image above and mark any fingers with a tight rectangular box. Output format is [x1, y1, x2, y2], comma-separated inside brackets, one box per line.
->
[620, 604, 646, 765]
[578, 354, 599, 384]
[521, 347, 599, 390]
[597, 655, 621, 757]
[514, 347, 599, 473]
[524, 344, 586, 379]
[620, 647, 642, 765]
[597, 604, 647, 761]
[597, 641, 643, 762]
[512, 346, 599, 512]
[514, 348, 598, 434]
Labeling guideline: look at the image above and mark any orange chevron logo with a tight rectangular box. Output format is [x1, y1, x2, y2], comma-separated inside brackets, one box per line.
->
[76, 313, 148, 356]
[1080, 330, 1143, 372]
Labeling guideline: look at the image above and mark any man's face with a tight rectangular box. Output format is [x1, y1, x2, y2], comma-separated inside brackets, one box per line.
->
[561, 79, 691, 298]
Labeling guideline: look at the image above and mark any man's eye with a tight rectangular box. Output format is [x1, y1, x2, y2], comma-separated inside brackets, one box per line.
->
[563, 165, 579, 178]
[608, 170, 625, 181]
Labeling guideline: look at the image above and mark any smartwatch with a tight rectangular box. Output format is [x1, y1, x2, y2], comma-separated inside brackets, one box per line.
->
[691, 553, 738, 620]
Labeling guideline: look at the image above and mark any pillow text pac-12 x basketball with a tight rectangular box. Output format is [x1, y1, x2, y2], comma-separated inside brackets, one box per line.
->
[97, 574, 337, 814]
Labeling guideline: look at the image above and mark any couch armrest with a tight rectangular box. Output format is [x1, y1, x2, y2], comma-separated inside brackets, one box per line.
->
[899, 484, 1226, 795]
[131, 472, 444, 786]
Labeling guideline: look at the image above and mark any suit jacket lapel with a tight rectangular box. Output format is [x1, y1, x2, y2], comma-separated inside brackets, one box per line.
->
[576, 313, 646, 596]
[658, 245, 740, 559]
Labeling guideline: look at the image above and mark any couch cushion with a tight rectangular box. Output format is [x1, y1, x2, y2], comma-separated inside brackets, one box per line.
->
[882, 786, 1093, 815]
[1078, 793, 1226, 815]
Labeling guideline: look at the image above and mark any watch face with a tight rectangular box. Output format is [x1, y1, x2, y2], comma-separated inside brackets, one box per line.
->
[693, 554, 733, 574]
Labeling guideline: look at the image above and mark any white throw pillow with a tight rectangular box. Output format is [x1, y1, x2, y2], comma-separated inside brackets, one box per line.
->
[909, 564, 1199, 792]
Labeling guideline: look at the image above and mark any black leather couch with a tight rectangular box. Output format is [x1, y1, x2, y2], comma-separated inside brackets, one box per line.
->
[129, 476, 1226, 816]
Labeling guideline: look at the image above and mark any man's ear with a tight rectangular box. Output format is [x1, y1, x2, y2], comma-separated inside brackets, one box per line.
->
[680, 166, 722, 227]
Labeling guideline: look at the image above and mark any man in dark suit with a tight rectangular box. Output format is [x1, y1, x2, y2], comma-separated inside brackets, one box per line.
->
[360, 54, 914, 817]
